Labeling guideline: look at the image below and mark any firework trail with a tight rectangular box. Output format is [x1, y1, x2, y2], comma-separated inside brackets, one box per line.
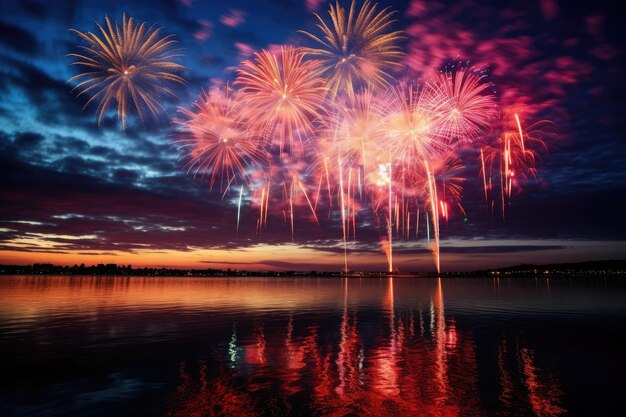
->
[174, 85, 267, 191]
[480, 147, 489, 209]
[385, 83, 449, 273]
[368, 161, 395, 272]
[235, 46, 326, 154]
[68, 14, 185, 129]
[481, 113, 555, 219]
[255, 159, 320, 241]
[338, 156, 349, 272]
[237, 185, 244, 232]
[299, 0, 404, 97]
[286, 167, 321, 241]
[386, 163, 393, 273]
[315, 89, 391, 271]
[433, 154, 467, 222]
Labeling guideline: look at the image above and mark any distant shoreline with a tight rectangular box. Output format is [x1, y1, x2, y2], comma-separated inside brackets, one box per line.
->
[1, 259, 625, 278]
[1, 273, 624, 278]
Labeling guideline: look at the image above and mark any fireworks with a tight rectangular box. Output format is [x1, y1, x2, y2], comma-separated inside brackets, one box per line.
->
[433, 154, 467, 221]
[70, 3, 555, 273]
[430, 68, 497, 142]
[386, 83, 449, 170]
[481, 113, 555, 219]
[299, 0, 404, 97]
[317, 89, 388, 184]
[235, 46, 326, 154]
[174, 86, 266, 190]
[68, 14, 185, 129]
[315, 89, 395, 271]
[384, 84, 443, 272]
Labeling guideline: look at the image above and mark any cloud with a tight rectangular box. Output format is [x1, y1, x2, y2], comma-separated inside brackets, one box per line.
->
[14, 132, 44, 148]
[0, 21, 40, 55]
[11, 0, 81, 24]
[440, 244, 567, 254]
[402, 0, 620, 121]
[194, 19, 213, 41]
[202, 259, 293, 267]
[0, 149, 327, 254]
[112, 168, 140, 183]
[235, 41, 255, 60]
[305, 0, 324, 12]
[540, 0, 558, 21]
[220, 9, 247, 28]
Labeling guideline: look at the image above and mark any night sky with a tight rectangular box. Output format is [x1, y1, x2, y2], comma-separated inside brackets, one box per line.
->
[1, 0, 625, 271]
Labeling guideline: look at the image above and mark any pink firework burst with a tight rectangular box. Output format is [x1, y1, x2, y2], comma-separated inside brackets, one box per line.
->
[429, 68, 497, 143]
[235, 46, 326, 155]
[174, 85, 267, 190]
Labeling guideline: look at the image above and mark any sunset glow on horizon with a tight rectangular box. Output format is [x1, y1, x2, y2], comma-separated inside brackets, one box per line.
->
[3, 237, 625, 271]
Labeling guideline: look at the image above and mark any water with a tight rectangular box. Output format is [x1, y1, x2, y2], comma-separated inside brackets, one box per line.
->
[1, 275, 624, 416]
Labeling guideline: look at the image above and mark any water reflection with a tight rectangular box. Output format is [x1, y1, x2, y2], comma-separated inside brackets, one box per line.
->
[163, 278, 565, 416]
[498, 338, 565, 417]
[4, 275, 624, 416]
[166, 359, 260, 417]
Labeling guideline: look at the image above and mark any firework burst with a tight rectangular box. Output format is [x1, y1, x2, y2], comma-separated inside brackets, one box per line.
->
[386, 83, 449, 168]
[429, 68, 497, 142]
[174, 86, 266, 190]
[299, 0, 404, 97]
[235, 46, 326, 154]
[318, 89, 388, 181]
[68, 14, 185, 129]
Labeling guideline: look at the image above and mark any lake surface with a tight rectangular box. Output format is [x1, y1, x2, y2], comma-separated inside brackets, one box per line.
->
[1, 275, 624, 416]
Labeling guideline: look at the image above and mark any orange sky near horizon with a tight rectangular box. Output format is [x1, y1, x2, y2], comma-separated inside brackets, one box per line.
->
[0, 244, 375, 271]
[3, 238, 624, 272]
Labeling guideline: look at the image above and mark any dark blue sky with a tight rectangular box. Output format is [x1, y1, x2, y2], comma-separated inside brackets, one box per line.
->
[0, 0, 625, 271]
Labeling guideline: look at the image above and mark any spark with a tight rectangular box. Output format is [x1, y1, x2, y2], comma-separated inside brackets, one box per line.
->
[515, 113, 525, 152]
